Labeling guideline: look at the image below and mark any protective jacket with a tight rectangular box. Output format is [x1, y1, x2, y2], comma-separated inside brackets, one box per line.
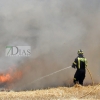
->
[72, 54, 87, 85]
[72, 54, 87, 70]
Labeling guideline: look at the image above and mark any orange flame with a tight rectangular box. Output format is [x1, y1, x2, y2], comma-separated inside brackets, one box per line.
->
[0, 70, 23, 84]
[0, 66, 31, 89]
[0, 74, 11, 83]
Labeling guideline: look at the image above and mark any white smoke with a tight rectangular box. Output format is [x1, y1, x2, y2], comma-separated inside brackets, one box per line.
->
[0, 0, 100, 90]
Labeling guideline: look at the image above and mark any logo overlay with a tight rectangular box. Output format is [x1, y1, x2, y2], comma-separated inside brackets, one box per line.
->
[5, 46, 31, 56]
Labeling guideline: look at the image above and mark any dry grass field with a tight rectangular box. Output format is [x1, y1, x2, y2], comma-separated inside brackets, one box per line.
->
[0, 84, 100, 100]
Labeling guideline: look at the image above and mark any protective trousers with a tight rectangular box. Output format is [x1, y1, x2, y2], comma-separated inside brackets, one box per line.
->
[73, 69, 85, 85]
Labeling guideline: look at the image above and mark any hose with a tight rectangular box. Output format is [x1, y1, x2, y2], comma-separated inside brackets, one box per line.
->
[20, 66, 71, 90]
[86, 67, 94, 86]
[79, 67, 95, 98]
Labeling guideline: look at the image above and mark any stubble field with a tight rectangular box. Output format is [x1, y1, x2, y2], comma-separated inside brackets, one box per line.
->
[0, 84, 100, 100]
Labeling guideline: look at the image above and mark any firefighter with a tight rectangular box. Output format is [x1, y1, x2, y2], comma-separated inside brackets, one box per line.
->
[72, 49, 87, 85]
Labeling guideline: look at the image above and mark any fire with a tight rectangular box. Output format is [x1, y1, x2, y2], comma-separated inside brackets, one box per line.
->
[0, 66, 31, 89]
[0, 70, 23, 84]
[0, 74, 11, 83]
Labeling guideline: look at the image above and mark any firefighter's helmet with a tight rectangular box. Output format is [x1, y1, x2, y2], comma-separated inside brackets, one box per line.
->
[77, 49, 83, 55]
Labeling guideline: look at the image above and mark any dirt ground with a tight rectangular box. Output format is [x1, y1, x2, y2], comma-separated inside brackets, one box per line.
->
[0, 84, 100, 100]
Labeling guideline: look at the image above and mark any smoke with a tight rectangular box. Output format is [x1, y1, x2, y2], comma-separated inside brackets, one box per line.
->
[0, 0, 100, 90]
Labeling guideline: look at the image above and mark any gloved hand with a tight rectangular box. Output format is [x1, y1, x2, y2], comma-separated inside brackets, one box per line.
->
[72, 65, 75, 68]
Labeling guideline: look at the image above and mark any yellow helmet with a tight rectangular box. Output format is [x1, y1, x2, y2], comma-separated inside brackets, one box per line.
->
[77, 49, 83, 55]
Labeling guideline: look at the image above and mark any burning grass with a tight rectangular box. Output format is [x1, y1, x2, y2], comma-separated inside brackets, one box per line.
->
[0, 84, 100, 100]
